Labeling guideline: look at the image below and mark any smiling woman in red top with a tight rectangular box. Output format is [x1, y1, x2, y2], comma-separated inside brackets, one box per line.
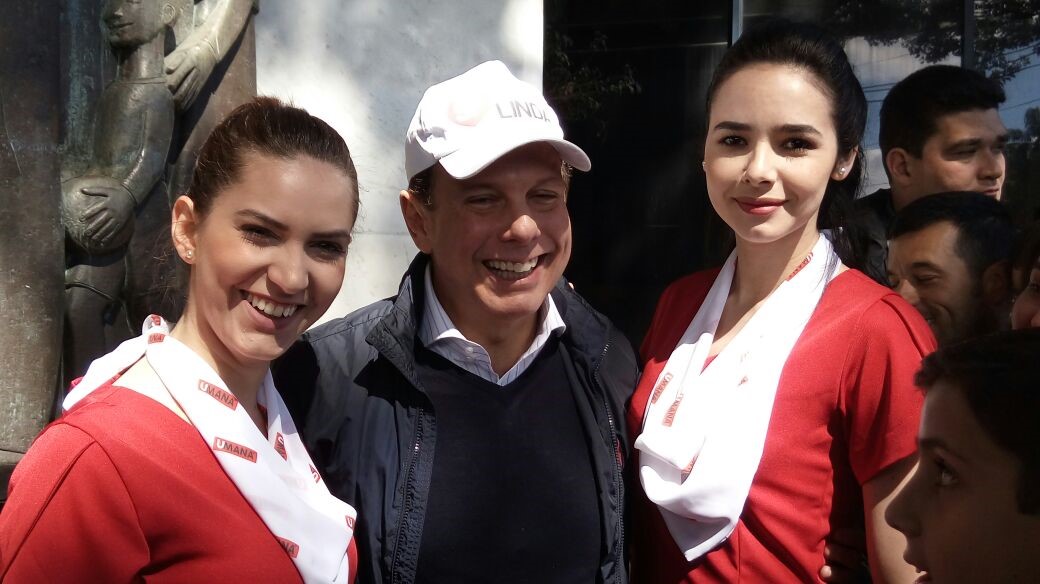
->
[628, 20, 935, 584]
[0, 97, 360, 583]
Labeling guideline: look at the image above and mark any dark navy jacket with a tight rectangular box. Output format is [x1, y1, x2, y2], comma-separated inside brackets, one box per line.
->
[274, 254, 638, 584]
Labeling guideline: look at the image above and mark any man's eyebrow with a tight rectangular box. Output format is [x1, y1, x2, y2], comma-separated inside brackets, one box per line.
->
[946, 133, 1009, 150]
[946, 138, 983, 151]
[909, 260, 943, 272]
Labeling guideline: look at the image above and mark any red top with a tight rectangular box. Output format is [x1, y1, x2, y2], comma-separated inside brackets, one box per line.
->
[628, 269, 935, 583]
[0, 383, 357, 583]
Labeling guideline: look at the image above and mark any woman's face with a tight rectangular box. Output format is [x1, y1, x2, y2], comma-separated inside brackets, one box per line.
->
[178, 152, 356, 366]
[704, 63, 852, 248]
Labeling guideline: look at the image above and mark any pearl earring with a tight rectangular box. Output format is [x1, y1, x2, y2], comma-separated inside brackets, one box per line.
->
[838, 167, 846, 175]
[185, 249, 194, 260]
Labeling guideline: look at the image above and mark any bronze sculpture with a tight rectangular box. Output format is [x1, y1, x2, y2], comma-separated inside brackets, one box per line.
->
[63, 0, 256, 382]
[166, 0, 256, 112]
[63, 0, 177, 383]
[0, 0, 256, 505]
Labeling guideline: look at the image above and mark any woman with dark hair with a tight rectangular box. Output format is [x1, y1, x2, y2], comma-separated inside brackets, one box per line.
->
[628, 21, 934, 583]
[0, 97, 360, 583]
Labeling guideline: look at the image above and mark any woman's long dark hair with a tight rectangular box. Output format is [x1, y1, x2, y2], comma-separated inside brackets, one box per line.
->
[705, 19, 868, 269]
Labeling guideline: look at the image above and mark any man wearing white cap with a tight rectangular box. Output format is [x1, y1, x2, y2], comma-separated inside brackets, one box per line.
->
[274, 61, 638, 584]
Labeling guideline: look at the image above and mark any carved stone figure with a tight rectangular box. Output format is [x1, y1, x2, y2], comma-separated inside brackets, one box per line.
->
[62, 0, 256, 382]
[166, 0, 257, 112]
[62, 0, 178, 382]
[165, 0, 258, 204]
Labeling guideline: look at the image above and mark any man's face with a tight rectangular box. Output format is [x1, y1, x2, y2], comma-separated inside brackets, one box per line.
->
[404, 143, 571, 336]
[885, 383, 1040, 584]
[904, 108, 1007, 201]
[887, 221, 983, 344]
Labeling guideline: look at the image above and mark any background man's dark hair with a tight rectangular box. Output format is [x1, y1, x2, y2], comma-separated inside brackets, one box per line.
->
[915, 328, 1040, 514]
[879, 65, 1005, 170]
[889, 191, 1013, 279]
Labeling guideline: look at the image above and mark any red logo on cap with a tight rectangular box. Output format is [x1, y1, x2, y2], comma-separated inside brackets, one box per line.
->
[148, 333, 165, 344]
[198, 380, 239, 410]
[274, 432, 287, 460]
[149, 314, 162, 327]
[275, 536, 300, 558]
[213, 437, 257, 463]
[447, 94, 490, 126]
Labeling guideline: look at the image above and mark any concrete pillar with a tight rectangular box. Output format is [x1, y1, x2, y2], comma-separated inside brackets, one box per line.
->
[0, 0, 64, 498]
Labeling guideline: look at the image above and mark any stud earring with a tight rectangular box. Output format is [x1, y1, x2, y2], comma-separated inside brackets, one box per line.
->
[185, 249, 194, 260]
[838, 167, 846, 175]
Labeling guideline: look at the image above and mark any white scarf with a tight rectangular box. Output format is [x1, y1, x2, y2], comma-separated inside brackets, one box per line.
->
[635, 235, 841, 561]
[64, 315, 356, 583]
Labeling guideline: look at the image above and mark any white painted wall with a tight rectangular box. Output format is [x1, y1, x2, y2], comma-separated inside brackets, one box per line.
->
[255, 0, 543, 325]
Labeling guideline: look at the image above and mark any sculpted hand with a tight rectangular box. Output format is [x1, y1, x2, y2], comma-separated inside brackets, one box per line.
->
[165, 42, 218, 110]
[77, 180, 136, 251]
[819, 527, 869, 584]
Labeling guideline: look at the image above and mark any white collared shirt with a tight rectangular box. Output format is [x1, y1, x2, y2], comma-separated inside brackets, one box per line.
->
[418, 266, 566, 386]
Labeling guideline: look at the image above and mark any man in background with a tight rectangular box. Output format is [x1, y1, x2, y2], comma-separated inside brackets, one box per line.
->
[855, 65, 1007, 284]
[887, 191, 1014, 345]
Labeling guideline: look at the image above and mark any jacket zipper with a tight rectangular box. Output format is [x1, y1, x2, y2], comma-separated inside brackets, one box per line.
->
[594, 340, 625, 584]
[391, 409, 424, 584]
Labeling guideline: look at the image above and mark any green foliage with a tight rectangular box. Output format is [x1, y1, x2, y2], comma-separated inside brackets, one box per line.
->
[544, 29, 641, 138]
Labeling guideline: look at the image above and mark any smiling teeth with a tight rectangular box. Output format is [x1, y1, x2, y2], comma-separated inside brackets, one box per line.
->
[486, 259, 538, 273]
[246, 293, 298, 318]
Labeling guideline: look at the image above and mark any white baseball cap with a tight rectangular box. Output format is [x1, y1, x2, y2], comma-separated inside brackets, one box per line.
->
[404, 60, 591, 181]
